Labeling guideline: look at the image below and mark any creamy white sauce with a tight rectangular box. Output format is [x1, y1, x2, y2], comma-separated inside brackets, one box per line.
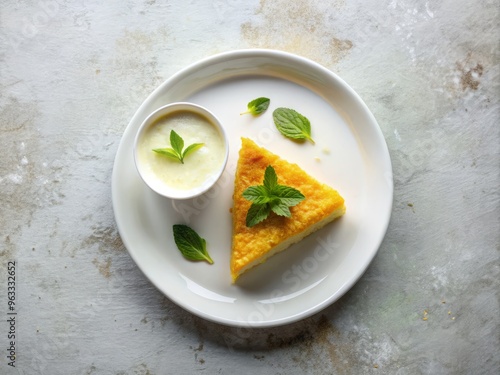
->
[137, 111, 225, 191]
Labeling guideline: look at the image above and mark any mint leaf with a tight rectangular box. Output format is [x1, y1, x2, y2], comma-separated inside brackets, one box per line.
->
[273, 107, 315, 144]
[153, 130, 203, 164]
[271, 185, 305, 206]
[152, 147, 181, 161]
[270, 200, 291, 217]
[242, 185, 271, 204]
[243, 165, 305, 227]
[170, 130, 184, 155]
[263, 165, 278, 191]
[241, 97, 270, 116]
[246, 203, 271, 227]
[182, 143, 204, 160]
[172, 224, 213, 264]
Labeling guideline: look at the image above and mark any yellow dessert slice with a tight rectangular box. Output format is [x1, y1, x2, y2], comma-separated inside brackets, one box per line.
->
[231, 138, 346, 282]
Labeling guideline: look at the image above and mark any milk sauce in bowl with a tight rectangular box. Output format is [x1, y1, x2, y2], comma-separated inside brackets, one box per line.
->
[134, 102, 228, 199]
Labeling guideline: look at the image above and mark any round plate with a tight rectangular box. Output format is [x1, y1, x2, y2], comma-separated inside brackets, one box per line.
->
[112, 49, 393, 327]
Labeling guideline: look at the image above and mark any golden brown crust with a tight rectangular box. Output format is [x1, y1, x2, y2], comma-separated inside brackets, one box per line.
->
[230, 138, 346, 282]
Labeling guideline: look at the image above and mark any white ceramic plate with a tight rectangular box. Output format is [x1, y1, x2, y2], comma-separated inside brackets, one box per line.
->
[112, 49, 393, 327]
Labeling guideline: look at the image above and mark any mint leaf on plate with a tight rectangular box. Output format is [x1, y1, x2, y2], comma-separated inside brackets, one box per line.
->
[241, 97, 270, 116]
[272, 107, 315, 144]
[172, 224, 214, 264]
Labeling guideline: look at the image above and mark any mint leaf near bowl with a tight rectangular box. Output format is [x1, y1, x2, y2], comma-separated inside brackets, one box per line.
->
[240, 97, 271, 116]
[172, 224, 214, 264]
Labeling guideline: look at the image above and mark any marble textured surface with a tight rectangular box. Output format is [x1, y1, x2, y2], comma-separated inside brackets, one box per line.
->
[1, 0, 499, 374]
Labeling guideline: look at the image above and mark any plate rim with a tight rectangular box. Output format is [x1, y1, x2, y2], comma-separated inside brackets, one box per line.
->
[112, 48, 393, 327]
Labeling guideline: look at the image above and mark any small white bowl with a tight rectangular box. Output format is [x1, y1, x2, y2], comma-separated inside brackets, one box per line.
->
[133, 102, 229, 200]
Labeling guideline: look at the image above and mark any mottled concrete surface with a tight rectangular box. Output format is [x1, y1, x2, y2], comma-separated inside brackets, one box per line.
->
[1, 1, 499, 374]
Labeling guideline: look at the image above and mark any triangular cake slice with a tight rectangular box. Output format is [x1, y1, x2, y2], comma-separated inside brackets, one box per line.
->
[230, 138, 346, 282]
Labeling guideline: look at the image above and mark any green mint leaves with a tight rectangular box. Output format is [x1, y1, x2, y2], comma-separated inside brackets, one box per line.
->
[172, 224, 214, 264]
[153, 130, 204, 164]
[241, 97, 270, 116]
[242, 165, 305, 227]
[273, 108, 315, 144]
[240, 99, 315, 145]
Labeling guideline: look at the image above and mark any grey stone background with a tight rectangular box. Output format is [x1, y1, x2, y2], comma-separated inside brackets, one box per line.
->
[0, 0, 498, 374]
